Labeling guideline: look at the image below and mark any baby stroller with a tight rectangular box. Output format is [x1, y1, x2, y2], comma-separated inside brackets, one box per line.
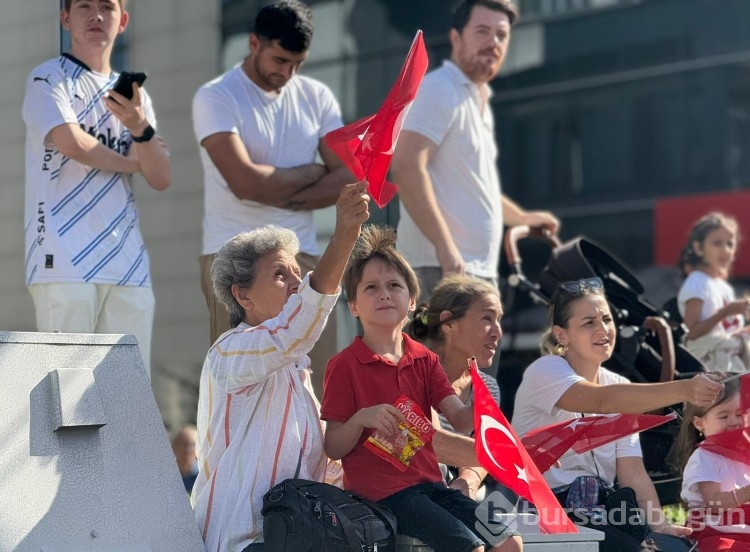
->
[499, 226, 706, 505]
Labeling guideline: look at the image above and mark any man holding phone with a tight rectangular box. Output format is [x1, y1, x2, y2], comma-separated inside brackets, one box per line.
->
[193, 0, 356, 394]
[22, 0, 171, 377]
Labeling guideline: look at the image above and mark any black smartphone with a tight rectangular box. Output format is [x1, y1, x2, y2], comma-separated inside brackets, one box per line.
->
[110, 71, 147, 100]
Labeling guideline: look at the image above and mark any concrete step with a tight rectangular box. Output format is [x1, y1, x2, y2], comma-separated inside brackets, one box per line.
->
[396, 514, 604, 551]
[397, 531, 602, 552]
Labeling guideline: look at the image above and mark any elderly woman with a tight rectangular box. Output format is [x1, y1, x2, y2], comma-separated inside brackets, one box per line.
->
[191, 183, 369, 552]
[408, 275, 503, 501]
[511, 277, 723, 551]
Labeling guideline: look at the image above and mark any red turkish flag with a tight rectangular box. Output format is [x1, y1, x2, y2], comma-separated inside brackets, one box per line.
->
[698, 428, 750, 467]
[324, 30, 428, 208]
[740, 373, 750, 425]
[687, 503, 750, 550]
[522, 413, 676, 474]
[470, 358, 578, 534]
[698, 373, 750, 465]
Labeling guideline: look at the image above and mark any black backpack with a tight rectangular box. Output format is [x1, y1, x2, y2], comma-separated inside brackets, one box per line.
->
[262, 478, 398, 552]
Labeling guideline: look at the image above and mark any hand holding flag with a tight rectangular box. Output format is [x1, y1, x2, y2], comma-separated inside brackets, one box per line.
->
[324, 31, 429, 208]
[470, 358, 578, 534]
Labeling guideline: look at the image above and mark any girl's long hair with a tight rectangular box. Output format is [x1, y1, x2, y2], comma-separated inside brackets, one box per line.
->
[667, 373, 740, 475]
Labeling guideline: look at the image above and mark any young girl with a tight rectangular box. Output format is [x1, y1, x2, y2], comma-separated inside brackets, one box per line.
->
[670, 375, 750, 550]
[320, 226, 522, 552]
[677, 212, 750, 372]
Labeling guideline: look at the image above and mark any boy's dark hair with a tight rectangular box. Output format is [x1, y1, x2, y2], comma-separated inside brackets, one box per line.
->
[64, 0, 125, 11]
[253, 0, 314, 53]
[451, 0, 518, 31]
[343, 225, 419, 303]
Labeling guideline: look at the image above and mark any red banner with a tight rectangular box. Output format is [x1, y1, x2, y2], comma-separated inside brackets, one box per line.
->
[653, 191, 750, 277]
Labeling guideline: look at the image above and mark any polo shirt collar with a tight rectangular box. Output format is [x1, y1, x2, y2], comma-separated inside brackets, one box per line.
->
[349, 334, 429, 366]
[442, 59, 493, 100]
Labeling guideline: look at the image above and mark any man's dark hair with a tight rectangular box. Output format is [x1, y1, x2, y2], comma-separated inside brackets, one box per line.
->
[253, 0, 314, 53]
[451, 0, 518, 31]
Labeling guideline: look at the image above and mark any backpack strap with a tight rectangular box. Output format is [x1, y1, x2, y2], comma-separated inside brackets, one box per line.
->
[324, 494, 397, 551]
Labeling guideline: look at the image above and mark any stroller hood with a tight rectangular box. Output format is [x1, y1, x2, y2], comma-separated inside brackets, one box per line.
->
[537, 237, 661, 327]
[538, 237, 644, 296]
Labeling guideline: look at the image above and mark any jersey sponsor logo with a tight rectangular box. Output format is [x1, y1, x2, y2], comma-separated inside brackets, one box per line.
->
[33, 75, 52, 86]
[36, 202, 46, 247]
[41, 148, 54, 172]
[79, 123, 128, 154]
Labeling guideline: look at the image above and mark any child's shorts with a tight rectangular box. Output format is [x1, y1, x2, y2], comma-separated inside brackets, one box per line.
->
[379, 482, 519, 552]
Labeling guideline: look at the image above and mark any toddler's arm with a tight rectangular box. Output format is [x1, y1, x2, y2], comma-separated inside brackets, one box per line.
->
[683, 297, 750, 340]
[698, 481, 750, 513]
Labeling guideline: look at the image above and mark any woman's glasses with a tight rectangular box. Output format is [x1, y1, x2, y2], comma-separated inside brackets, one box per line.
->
[558, 277, 604, 295]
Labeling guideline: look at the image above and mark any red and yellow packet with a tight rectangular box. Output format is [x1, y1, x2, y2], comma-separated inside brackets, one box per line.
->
[364, 395, 436, 472]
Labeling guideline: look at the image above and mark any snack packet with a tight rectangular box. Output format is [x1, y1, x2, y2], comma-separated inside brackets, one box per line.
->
[364, 395, 436, 472]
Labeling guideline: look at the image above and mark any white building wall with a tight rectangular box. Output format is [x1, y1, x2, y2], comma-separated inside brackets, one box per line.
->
[127, 0, 221, 433]
[0, 3, 57, 345]
[2, 0, 222, 431]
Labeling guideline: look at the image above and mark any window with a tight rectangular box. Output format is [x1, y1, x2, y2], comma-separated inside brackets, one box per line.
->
[517, 0, 640, 20]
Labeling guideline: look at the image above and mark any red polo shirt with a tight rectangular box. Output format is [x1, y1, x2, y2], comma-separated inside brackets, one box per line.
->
[321, 334, 456, 501]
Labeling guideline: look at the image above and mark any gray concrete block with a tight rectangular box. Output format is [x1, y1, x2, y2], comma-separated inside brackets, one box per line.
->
[0, 331, 204, 551]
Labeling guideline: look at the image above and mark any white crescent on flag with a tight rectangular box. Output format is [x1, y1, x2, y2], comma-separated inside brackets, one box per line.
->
[566, 418, 589, 431]
[480, 414, 517, 471]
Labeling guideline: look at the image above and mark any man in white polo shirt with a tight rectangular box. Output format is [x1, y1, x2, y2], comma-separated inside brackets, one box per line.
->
[392, 0, 559, 306]
[193, 0, 356, 392]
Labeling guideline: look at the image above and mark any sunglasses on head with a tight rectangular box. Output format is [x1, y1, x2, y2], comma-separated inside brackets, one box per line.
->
[558, 277, 604, 295]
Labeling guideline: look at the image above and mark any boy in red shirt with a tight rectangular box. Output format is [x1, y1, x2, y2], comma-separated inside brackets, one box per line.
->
[321, 225, 522, 552]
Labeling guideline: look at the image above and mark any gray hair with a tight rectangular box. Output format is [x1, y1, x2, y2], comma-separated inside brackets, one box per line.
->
[211, 226, 300, 328]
